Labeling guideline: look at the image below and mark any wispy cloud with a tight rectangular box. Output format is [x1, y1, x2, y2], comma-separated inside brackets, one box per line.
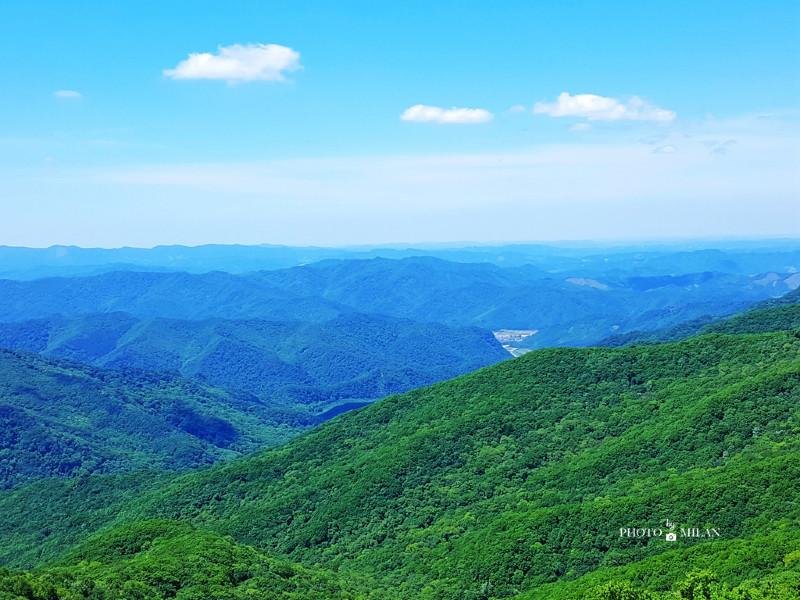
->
[534, 92, 675, 122]
[87, 115, 795, 205]
[401, 104, 493, 124]
[652, 144, 676, 154]
[164, 43, 301, 83]
[11, 112, 796, 245]
[53, 90, 82, 100]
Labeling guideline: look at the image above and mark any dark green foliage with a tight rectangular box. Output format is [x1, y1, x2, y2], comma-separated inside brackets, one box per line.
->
[2, 328, 797, 598]
[524, 531, 800, 599]
[0, 472, 167, 568]
[0, 521, 384, 599]
[0, 350, 301, 488]
[584, 580, 657, 599]
[576, 567, 800, 600]
[703, 304, 800, 335]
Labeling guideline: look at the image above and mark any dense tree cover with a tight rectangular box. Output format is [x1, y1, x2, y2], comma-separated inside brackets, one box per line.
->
[0, 521, 384, 599]
[0, 350, 301, 488]
[1, 317, 797, 598]
[526, 530, 800, 599]
[704, 304, 800, 335]
[0, 257, 794, 347]
[577, 565, 800, 599]
[0, 312, 508, 409]
[0, 472, 170, 568]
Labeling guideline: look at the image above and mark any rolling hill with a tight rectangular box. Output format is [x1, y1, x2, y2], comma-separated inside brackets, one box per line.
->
[0, 520, 382, 600]
[0, 350, 303, 489]
[0, 311, 509, 409]
[0, 300, 797, 598]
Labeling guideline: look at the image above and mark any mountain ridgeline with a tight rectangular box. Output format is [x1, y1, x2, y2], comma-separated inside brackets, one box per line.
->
[0, 294, 797, 599]
[0, 256, 797, 347]
[2, 242, 800, 280]
[599, 287, 800, 347]
[0, 311, 508, 410]
[0, 311, 508, 489]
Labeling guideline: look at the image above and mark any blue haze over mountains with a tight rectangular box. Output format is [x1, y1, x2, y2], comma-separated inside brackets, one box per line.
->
[0, 240, 798, 488]
[1, 243, 798, 349]
[2, 240, 800, 279]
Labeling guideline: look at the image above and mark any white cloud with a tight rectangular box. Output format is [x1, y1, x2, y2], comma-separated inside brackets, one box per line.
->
[164, 43, 301, 83]
[507, 104, 527, 114]
[569, 123, 592, 132]
[54, 90, 82, 100]
[534, 92, 675, 122]
[401, 104, 493, 124]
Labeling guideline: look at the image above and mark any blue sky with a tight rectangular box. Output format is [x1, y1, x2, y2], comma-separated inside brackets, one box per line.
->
[0, 1, 798, 247]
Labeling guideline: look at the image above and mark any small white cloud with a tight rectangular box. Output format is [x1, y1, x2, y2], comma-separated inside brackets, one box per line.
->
[507, 104, 527, 114]
[534, 92, 675, 122]
[164, 43, 301, 83]
[54, 90, 82, 100]
[569, 123, 592, 132]
[401, 104, 493, 124]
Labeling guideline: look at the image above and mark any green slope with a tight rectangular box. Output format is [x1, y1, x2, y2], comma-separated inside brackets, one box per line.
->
[521, 527, 800, 599]
[0, 350, 301, 488]
[0, 521, 384, 600]
[1, 315, 797, 598]
[121, 332, 800, 598]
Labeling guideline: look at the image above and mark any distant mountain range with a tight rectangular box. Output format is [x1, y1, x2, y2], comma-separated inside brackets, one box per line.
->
[1, 241, 799, 279]
[1, 256, 797, 347]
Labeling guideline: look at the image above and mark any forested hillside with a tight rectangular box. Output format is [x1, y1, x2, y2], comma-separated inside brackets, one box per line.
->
[0, 521, 383, 600]
[0, 350, 301, 488]
[0, 312, 507, 409]
[0, 301, 797, 598]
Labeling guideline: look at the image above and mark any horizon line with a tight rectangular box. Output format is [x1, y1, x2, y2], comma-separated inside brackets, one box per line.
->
[3, 234, 800, 252]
